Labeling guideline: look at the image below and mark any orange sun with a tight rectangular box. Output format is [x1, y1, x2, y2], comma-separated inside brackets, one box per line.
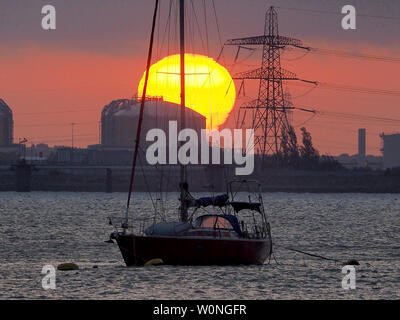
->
[138, 53, 236, 130]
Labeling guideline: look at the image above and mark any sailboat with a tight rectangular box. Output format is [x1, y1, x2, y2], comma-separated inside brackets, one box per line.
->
[109, 0, 272, 266]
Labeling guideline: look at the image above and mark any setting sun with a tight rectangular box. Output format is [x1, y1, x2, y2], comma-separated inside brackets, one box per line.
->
[138, 53, 236, 130]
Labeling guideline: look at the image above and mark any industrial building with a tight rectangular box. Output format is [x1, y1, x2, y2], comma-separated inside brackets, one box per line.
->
[381, 133, 400, 169]
[88, 97, 206, 165]
[101, 97, 205, 147]
[358, 128, 366, 167]
[0, 99, 13, 146]
[0, 99, 24, 164]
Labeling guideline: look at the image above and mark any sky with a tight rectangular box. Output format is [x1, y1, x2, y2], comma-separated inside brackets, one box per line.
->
[0, 0, 399, 156]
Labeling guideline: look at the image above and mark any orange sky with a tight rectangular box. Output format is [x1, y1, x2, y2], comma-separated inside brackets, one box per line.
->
[1, 43, 399, 156]
[1, 0, 399, 156]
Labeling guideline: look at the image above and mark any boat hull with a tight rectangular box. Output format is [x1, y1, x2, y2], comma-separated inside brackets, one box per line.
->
[115, 234, 272, 266]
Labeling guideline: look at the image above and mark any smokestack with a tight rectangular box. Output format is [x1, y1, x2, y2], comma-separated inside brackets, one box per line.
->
[358, 128, 366, 167]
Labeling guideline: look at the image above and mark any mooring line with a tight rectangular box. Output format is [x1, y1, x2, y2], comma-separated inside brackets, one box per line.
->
[283, 246, 340, 263]
[274, 245, 360, 266]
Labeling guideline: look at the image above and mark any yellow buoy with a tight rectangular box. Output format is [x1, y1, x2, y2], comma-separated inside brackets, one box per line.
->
[144, 258, 164, 267]
[57, 263, 79, 271]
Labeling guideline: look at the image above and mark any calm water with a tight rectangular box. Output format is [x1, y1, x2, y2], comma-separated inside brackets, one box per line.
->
[0, 192, 399, 299]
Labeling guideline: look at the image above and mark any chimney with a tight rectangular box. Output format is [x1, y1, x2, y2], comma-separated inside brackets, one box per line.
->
[358, 128, 366, 167]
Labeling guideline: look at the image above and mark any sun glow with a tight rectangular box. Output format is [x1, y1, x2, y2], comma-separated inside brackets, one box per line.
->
[138, 53, 236, 130]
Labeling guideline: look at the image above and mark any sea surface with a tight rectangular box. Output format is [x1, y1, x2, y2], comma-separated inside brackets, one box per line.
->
[0, 192, 399, 299]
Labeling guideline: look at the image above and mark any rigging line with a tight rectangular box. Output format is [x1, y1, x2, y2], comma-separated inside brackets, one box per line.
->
[185, 1, 194, 55]
[137, 150, 160, 218]
[216, 45, 225, 63]
[212, 0, 227, 65]
[276, 6, 400, 21]
[165, 0, 172, 57]
[189, 0, 207, 54]
[126, 0, 159, 220]
[173, 0, 178, 50]
[156, 0, 161, 60]
[137, 145, 177, 188]
[203, 0, 210, 55]
[224, 46, 253, 99]
[237, 80, 245, 98]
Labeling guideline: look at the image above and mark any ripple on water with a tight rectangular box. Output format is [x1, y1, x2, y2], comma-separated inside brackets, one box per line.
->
[0, 192, 399, 299]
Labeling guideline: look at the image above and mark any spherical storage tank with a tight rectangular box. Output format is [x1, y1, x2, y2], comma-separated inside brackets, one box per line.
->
[101, 98, 206, 148]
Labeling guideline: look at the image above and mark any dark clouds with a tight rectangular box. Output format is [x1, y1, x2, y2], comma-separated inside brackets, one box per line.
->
[0, 0, 399, 56]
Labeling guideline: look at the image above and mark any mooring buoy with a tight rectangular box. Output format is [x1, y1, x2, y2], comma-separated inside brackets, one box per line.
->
[144, 258, 164, 266]
[57, 263, 79, 271]
[343, 259, 360, 266]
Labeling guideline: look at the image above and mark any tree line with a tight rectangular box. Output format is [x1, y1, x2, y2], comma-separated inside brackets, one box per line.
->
[257, 126, 344, 170]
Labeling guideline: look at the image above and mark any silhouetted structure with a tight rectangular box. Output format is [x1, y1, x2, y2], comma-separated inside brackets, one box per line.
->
[11, 159, 37, 192]
[226, 6, 315, 157]
[101, 98, 205, 147]
[358, 128, 366, 167]
[87, 98, 206, 165]
[0, 99, 13, 146]
[381, 133, 400, 168]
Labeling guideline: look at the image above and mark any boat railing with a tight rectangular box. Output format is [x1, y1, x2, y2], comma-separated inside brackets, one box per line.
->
[111, 216, 163, 235]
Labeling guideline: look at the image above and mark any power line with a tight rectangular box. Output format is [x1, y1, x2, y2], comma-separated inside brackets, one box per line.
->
[288, 81, 400, 97]
[276, 6, 400, 21]
[293, 106, 400, 125]
[15, 108, 99, 116]
[317, 110, 400, 124]
[29, 136, 98, 144]
[26, 133, 98, 141]
[240, 45, 400, 64]
[285, 46, 400, 64]
[303, 120, 393, 137]
[319, 82, 400, 97]
[15, 121, 98, 128]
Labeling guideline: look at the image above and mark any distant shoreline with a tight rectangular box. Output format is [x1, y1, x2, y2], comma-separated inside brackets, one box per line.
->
[1, 165, 399, 193]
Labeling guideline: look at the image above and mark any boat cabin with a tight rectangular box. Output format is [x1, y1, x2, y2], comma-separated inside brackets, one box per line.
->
[193, 214, 242, 235]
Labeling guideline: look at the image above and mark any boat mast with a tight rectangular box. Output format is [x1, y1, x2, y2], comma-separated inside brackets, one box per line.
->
[179, 0, 188, 222]
[124, 0, 159, 232]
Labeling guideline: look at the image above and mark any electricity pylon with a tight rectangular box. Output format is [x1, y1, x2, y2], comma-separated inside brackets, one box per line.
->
[226, 6, 316, 157]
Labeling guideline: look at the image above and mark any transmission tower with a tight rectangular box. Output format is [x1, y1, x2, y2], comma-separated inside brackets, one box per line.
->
[226, 6, 316, 156]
